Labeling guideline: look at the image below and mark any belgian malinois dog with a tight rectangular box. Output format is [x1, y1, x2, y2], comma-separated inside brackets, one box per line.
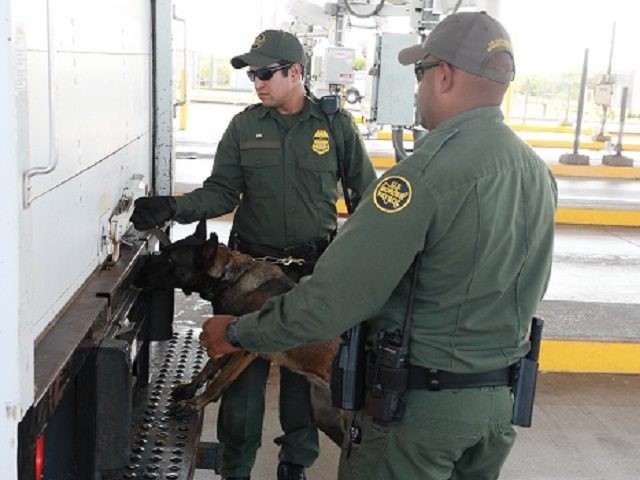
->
[136, 220, 345, 446]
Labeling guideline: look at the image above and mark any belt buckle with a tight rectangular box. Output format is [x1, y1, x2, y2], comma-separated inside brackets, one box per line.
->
[425, 368, 442, 391]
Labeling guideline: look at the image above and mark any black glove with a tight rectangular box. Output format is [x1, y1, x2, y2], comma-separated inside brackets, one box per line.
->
[130, 196, 177, 230]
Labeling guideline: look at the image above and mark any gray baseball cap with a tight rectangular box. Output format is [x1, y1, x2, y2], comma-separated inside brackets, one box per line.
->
[231, 30, 305, 69]
[398, 11, 515, 83]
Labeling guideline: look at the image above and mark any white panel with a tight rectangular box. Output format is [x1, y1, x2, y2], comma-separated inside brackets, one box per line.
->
[0, 0, 22, 475]
[19, 0, 153, 334]
[15, 0, 48, 51]
[28, 137, 151, 331]
[26, 1, 152, 200]
[371, 33, 418, 126]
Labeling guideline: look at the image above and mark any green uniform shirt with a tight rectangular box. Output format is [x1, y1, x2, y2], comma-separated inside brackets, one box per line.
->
[236, 106, 557, 373]
[174, 95, 376, 248]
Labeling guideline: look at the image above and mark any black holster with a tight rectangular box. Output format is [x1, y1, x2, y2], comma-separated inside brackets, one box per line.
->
[364, 331, 409, 425]
[331, 323, 366, 411]
[511, 317, 544, 427]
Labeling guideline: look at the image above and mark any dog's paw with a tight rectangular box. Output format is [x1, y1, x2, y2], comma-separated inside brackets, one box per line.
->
[169, 399, 200, 418]
[171, 383, 198, 401]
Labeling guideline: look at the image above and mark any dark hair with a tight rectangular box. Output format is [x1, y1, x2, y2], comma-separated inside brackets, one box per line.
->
[485, 51, 514, 77]
[278, 59, 305, 78]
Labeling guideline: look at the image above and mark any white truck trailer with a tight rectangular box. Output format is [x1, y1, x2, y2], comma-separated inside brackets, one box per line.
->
[1, 1, 213, 478]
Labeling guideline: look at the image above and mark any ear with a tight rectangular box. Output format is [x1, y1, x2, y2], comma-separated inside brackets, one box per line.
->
[202, 233, 219, 271]
[439, 63, 454, 93]
[194, 217, 207, 242]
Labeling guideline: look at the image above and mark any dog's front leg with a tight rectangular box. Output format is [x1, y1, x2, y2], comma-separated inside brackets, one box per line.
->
[171, 351, 258, 417]
[309, 379, 348, 447]
[171, 355, 230, 403]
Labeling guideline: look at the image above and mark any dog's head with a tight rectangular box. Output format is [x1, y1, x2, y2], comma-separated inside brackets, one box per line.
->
[135, 219, 223, 299]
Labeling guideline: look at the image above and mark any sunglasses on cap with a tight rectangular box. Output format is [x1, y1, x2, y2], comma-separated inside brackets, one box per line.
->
[247, 63, 293, 82]
[414, 60, 442, 82]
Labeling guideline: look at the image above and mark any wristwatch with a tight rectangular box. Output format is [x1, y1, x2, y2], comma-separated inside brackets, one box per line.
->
[224, 318, 242, 348]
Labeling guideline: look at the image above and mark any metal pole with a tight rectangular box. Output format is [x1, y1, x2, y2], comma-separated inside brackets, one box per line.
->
[607, 22, 616, 80]
[522, 78, 529, 125]
[562, 82, 571, 125]
[615, 87, 628, 156]
[573, 49, 589, 155]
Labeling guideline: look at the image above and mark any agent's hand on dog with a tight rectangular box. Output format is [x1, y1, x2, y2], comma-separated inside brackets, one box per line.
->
[200, 315, 243, 358]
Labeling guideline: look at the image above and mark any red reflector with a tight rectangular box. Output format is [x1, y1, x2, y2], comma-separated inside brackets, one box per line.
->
[35, 434, 45, 480]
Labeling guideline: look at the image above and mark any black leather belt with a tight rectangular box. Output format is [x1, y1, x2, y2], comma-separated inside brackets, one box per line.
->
[231, 233, 331, 261]
[408, 365, 513, 391]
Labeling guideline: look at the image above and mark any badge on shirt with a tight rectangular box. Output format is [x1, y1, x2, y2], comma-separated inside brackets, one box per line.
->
[311, 129, 330, 155]
[373, 176, 412, 213]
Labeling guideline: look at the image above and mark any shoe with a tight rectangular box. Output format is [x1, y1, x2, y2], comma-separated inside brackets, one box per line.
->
[277, 462, 307, 480]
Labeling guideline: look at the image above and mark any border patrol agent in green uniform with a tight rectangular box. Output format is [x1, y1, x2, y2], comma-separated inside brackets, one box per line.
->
[131, 30, 376, 480]
[201, 13, 557, 480]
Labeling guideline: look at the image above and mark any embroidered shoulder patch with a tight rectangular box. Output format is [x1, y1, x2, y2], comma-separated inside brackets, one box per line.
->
[373, 176, 412, 213]
[312, 129, 330, 155]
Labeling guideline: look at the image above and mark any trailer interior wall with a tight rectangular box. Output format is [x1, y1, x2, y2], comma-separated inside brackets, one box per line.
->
[8, 0, 152, 427]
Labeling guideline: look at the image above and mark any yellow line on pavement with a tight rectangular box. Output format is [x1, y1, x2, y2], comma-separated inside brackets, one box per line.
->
[540, 339, 640, 374]
[374, 131, 640, 151]
[549, 164, 640, 178]
[556, 208, 640, 227]
[371, 155, 397, 169]
[371, 155, 640, 179]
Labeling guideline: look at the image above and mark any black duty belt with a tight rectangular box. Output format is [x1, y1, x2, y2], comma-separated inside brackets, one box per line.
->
[408, 365, 513, 391]
[232, 234, 331, 261]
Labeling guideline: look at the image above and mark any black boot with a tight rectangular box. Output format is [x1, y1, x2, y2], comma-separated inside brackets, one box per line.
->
[277, 462, 307, 480]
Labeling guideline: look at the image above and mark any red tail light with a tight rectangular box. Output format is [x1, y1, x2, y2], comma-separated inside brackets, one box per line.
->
[35, 434, 45, 480]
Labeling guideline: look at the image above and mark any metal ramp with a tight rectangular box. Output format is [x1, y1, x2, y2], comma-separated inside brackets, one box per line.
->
[105, 325, 220, 479]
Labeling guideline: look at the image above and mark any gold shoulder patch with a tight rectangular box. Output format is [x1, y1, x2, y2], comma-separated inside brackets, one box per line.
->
[373, 176, 412, 213]
[311, 129, 330, 155]
[252, 34, 266, 49]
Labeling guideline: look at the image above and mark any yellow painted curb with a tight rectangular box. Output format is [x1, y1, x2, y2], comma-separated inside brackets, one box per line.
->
[371, 155, 640, 179]
[339, 204, 640, 226]
[371, 155, 397, 169]
[337, 198, 347, 216]
[556, 208, 640, 227]
[549, 164, 640, 179]
[509, 124, 588, 135]
[540, 339, 640, 374]
[376, 131, 413, 141]
[373, 131, 640, 151]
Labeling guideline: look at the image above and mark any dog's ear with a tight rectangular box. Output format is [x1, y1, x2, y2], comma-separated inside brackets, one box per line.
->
[202, 233, 219, 271]
[194, 217, 207, 242]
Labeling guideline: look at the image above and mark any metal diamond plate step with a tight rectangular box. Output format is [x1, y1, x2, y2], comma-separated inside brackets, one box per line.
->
[104, 325, 219, 479]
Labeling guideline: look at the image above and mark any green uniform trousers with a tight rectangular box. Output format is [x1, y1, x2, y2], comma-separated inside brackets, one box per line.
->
[217, 357, 319, 477]
[339, 386, 516, 480]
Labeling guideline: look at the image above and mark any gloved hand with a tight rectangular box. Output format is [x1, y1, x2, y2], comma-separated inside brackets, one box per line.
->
[130, 196, 177, 230]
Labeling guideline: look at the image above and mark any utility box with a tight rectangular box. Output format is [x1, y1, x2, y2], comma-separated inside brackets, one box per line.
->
[370, 33, 418, 126]
[594, 82, 614, 107]
[323, 47, 355, 85]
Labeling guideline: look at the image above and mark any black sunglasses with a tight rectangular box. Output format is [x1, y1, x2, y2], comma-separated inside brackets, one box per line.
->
[414, 60, 442, 82]
[247, 63, 293, 82]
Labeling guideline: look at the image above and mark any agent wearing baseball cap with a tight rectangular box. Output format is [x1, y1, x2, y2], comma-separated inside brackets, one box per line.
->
[131, 29, 375, 480]
[200, 12, 557, 480]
